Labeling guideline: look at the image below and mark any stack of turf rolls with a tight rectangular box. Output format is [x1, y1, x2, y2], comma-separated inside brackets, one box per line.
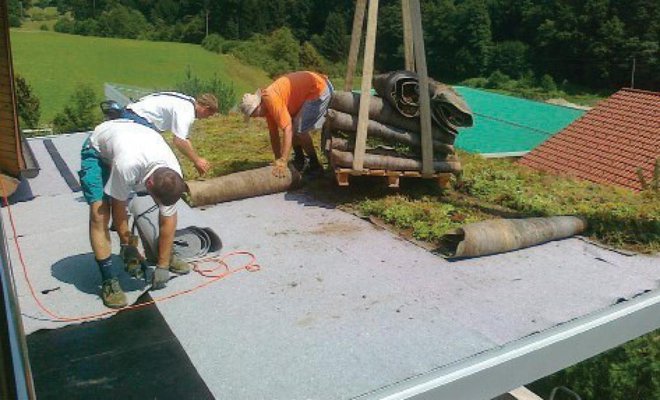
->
[323, 71, 473, 173]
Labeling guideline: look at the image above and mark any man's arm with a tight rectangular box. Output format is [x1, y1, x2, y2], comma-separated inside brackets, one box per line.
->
[280, 124, 293, 163]
[173, 136, 210, 175]
[157, 212, 177, 267]
[268, 126, 282, 159]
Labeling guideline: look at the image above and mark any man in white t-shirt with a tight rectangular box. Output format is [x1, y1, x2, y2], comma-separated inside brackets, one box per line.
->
[79, 119, 189, 308]
[122, 92, 218, 176]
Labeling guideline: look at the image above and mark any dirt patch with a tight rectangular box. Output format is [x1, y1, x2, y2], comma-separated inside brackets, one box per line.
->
[309, 221, 362, 235]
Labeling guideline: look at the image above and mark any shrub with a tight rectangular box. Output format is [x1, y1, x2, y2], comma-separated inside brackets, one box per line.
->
[54, 16, 74, 33]
[40, 23, 49, 31]
[485, 70, 511, 89]
[201, 33, 225, 53]
[15, 75, 41, 130]
[175, 67, 236, 115]
[461, 77, 489, 88]
[229, 28, 301, 78]
[73, 18, 100, 36]
[300, 41, 327, 74]
[52, 84, 101, 133]
[539, 74, 558, 92]
[29, 7, 46, 21]
[96, 5, 151, 39]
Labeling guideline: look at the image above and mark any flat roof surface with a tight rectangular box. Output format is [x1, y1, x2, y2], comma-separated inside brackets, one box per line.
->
[454, 87, 585, 155]
[3, 133, 659, 399]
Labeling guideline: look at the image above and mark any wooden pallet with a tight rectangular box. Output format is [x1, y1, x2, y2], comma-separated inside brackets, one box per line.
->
[334, 167, 453, 189]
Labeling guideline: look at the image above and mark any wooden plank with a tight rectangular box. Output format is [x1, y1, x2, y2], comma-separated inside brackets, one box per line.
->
[0, 134, 19, 146]
[409, 0, 434, 177]
[352, 0, 379, 172]
[0, 117, 17, 130]
[403, 170, 421, 177]
[367, 169, 386, 176]
[386, 175, 400, 188]
[344, 0, 367, 92]
[335, 170, 350, 187]
[401, 0, 415, 71]
[437, 173, 452, 189]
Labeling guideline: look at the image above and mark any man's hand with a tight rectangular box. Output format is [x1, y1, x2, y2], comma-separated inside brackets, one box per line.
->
[271, 158, 288, 179]
[194, 157, 211, 176]
[120, 242, 145, 278]
[151, 266, 170, 290]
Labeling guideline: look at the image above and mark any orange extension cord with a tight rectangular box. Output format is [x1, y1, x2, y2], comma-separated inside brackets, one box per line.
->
[1, 181, 260, 323]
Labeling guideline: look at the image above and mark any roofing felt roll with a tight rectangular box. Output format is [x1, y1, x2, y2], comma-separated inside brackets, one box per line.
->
[372, 71, 474, 130]
[330, 91, 458, 139]
[326, 109, 456, 150]
[186, 165, 302, 208]
[330, 149, 462, 173]
[129, 196, 222, 262]
[439, 216, 588, 259]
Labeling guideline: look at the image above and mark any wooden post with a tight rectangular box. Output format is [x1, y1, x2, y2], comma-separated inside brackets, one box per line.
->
[352, 0, 379, 172]
[344, 0, 368, 92]
[401, 0, 415, 72]
[409, 0, 433, 177]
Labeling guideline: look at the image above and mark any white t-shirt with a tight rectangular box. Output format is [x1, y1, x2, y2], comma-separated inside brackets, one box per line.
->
[126, 92, 196, 140]
[89, 120, 183, 217]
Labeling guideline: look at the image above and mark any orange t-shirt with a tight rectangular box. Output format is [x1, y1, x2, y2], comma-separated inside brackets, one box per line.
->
[261, 71, 328, 132]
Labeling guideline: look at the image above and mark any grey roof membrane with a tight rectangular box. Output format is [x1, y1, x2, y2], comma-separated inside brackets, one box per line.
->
[3, 133, 659, 399]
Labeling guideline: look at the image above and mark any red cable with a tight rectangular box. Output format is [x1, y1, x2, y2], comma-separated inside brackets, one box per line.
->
[1, 181, 260, 322]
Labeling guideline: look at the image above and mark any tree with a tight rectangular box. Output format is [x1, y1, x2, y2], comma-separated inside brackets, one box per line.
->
[300, 41, 327, 74]
[15, 75, 41, 130]
[96, 4, 151, 39]
[489, 41, 529, 78]
[52, 84, 101, 133]
[453, 0, 493, 78]
[315, 12, 348, 63]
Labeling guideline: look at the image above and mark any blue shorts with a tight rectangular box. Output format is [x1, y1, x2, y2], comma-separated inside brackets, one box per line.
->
[292, 79, 334, 135]
[78, 138, 110, 204]
[120, 109, 159, 132]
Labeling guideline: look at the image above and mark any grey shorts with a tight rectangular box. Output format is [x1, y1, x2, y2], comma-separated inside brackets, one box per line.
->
[292, 80, 334, 135]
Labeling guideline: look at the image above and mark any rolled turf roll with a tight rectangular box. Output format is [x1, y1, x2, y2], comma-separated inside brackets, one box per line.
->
[330, 148, 462, 173]
[187, 165, 302, 207]
[438, 216, 588, 259]
[326, 109, 456, 151]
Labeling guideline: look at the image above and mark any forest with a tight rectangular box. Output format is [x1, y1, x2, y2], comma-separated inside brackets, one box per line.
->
[9, 0, 659, 91]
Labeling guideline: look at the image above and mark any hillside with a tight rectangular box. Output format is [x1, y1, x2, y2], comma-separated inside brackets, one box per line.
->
[9, 30, 271, 122]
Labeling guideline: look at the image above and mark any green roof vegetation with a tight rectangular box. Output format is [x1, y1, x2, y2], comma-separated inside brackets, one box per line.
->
[454, 86, 586, 154]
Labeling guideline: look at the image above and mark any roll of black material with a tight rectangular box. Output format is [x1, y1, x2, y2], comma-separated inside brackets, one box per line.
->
[329, 91, 458, 140]
[326, 109, 456, 149]
[129, 196, 222, 262]
[372, 71, 474, 130]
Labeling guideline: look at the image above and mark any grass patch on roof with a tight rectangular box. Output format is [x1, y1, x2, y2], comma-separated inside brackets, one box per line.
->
[185, 115, 659, 254]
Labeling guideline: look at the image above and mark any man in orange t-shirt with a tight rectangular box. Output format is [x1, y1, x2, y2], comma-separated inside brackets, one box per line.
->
[239, 71, 334, 178]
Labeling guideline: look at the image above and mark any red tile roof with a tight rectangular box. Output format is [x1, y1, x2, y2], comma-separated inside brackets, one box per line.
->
[519, 88, 660, 191]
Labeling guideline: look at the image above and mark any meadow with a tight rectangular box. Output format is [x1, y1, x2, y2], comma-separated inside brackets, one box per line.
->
[10, 30, 270, 122]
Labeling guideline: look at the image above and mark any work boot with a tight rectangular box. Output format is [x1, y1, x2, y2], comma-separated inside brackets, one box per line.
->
[292, 154, 307, 172]
[169, 254, 191, 275]
[304, 163, 324, 179]
[101, 278, 127, 309]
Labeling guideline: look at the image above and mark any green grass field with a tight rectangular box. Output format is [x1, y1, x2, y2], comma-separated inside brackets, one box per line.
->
[10, 30, 271, 122]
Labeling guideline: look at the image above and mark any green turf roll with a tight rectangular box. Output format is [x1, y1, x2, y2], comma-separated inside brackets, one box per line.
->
[187, 165, 302, 207]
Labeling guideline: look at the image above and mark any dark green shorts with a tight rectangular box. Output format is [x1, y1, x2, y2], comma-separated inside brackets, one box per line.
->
[78, 138, 110, 204]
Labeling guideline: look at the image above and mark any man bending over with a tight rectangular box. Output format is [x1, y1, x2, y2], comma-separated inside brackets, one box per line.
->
[79, 119, 189, 308]
[122, 92, 218, 176]
[239, 71, 333, 178]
